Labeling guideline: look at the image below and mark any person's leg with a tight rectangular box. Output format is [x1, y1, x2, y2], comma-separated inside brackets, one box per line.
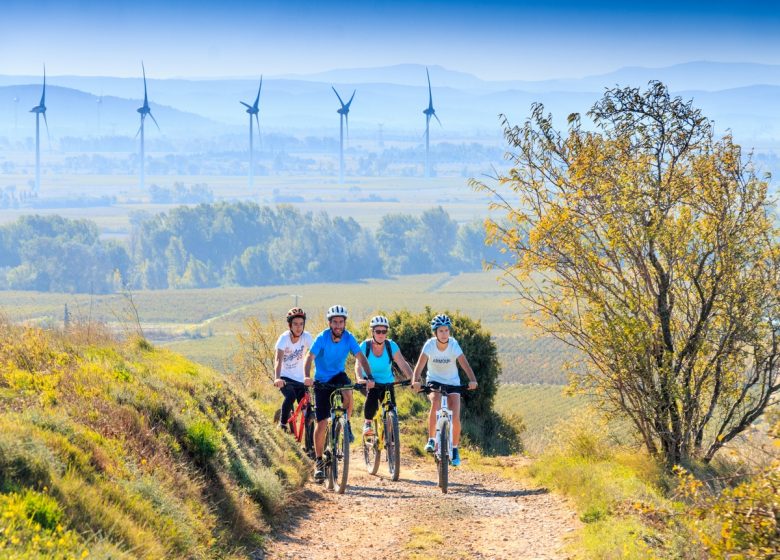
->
[427, 392, 441, 438]
[312, 384, 333, 480]
[279, 383, 297, 428]
[363, 388, 380, 421]
[449, 393, 462, 445]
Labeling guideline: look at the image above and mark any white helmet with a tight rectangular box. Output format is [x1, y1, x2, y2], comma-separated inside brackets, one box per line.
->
[369, 315, 390, 329]
[326, 305, 348, 320]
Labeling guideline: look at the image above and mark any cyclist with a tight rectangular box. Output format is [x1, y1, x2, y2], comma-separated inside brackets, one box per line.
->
[304, 304, 374, 483]
[411, 313, 477, 467]
[273, 307, 313, 431]
[355, 315, 414, 437]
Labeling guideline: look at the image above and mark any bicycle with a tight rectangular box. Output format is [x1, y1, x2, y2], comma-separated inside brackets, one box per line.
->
[362, 380, 410, 481]
[273, 380, 316, 459]
[421, 383, 467, 494]
[315, 381, 357, 494]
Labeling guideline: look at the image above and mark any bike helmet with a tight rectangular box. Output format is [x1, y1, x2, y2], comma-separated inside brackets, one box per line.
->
[326, 304, 348, 320]
[286, 307, 306, 324]
[369, 315, 390, 329]
[430, 313, 452, 332]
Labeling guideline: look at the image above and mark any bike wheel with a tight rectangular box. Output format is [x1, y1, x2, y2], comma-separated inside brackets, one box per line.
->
[332, 416, 350, 494]
[324, 424, 334, 490]
[386, 410, 401, 481]
[438, 419, 449, 494]
[304, 409, 316, 459]
[363, 418, 380, 475]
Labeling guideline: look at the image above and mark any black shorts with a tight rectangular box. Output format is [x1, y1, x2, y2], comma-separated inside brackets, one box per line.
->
[427, 381, 463, 395]
[314, 371, 352, 422]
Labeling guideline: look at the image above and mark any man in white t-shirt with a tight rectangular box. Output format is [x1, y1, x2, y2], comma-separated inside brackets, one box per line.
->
[411, 313, 477, 467]
[274, 307, 314, 430]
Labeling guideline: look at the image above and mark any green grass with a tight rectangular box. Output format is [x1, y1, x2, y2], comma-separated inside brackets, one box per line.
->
[0, 321, 309, 558]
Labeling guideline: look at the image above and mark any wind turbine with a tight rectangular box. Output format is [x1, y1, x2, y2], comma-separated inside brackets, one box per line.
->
[423, 67, 441, 178]
[13, 96, 19, 139]
[332, 86, 355, 184]
[240, 76, 262, 189]
[136, 62, 159, 190]
[29, 66, 48, 194]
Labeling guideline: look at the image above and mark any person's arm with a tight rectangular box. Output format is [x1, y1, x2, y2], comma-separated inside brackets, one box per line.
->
[273, 349, 286, 387]
[392, 343, 413, 380]
[355, 342, 366, 384]
[457, 353, 478, 389]
[356, 352, 374, 389]
[411, 352, 428, 392]
[303, 352, 315, 386]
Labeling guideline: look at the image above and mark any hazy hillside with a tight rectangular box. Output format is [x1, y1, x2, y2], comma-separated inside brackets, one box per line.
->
[3, 62, 780, 142]
[0, 322, 308, 558]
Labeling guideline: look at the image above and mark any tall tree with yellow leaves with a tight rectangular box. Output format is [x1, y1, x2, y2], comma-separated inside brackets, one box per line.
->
[473, 82, 780, 466]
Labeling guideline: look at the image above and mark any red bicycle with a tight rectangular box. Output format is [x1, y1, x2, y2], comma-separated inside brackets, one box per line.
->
[273, 379, 316, 459]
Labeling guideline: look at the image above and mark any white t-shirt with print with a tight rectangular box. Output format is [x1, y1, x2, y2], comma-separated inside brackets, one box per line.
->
[422, 336, 463, 385]
[275, 331, 313, 383]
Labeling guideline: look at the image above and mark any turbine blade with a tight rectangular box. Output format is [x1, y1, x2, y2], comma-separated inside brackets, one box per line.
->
[240, 101, 252, 109]
[142, 62, 148, 104]
[135, 118, 143, 138]
[345, 89, 355, 109]
[43, 111, 50, 144]
[254, 75, 262, 108]
[41, 64, 46, 106]
[427, 67, 433, 107]
[149, 111, 160, 131]
[434, 113, 442, 127]
[254, 113, 260, 133]
[332, 86, 345, 107]
[345, 113, 349, 140]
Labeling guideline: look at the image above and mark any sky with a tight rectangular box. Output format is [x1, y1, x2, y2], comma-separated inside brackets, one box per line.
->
[1, 0, 779, 81]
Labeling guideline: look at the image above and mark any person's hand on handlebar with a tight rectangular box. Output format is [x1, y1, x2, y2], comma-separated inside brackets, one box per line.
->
[366, 378, 375, 390]
[303, 377, 313, 387]
[273, 378, 286, 388]
[468, 380, 478, 391]
[411, 381, 422, 393]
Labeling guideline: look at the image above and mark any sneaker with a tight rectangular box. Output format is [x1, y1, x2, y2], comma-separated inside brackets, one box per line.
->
[346, 421, 355, 444]
[452, 447, 461, 467]
[313, 459, 325, 483]
[424, 438, 435, 453]
[362, 423, 374, 437]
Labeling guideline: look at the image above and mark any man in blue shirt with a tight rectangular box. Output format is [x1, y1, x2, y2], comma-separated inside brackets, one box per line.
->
[304, 304, 373, 482]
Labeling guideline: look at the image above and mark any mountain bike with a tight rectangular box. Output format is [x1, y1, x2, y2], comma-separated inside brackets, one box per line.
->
[422, 383, 465, 494]
[362, 380, 410, 481]
[315, 381, 357, 494]
[273, 380, 315, 459]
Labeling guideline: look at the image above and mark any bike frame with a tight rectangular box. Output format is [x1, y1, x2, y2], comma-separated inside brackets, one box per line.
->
[287, 388, 312, 442]
[425, 384, 462, 463]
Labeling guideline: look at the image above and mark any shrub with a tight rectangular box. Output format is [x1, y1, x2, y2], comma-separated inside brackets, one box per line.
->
[184, 419, 221, 459]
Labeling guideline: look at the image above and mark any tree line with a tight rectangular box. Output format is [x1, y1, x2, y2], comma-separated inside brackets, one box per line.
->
[0, 204, 501, 293]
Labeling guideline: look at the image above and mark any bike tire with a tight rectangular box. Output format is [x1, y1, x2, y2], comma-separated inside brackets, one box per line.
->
[438, 419, 449, 494]
[304, 409, 316, 459]
[324, 425, 334, 490]
[386, 410, 401, 481]
[332, 416, 350, 494]
[363, 418, 380, 475]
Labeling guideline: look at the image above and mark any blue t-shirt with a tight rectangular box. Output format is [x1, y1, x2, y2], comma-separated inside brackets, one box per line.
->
[310, 328, 361, 382]
[358, 339, 399, 384]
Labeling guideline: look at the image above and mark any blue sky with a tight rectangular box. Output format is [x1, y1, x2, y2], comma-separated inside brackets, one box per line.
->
[2, 0, 779, 80]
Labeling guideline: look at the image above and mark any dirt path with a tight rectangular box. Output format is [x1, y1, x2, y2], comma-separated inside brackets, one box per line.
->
[265, 451, 578, 559]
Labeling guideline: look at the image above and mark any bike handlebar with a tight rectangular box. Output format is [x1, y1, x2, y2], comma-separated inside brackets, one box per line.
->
[313, 381, 360, 391]
[420, 383, 473, 395]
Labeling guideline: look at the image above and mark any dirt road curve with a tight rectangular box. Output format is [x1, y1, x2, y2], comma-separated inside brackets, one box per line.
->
[265, 452, 578, 560]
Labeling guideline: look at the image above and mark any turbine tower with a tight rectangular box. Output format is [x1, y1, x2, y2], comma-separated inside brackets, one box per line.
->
[136, 62, 159, 190]
[29, 66, 48, 194]
[96, 93, 103, 135]
[240, 77, 262, 189]
[13, 96, 19, 139]
[332, 86, 355, 184]
[423, 67, 441, 178]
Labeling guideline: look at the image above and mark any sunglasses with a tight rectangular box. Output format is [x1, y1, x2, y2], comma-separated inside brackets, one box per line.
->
[373, 329, 388, 334]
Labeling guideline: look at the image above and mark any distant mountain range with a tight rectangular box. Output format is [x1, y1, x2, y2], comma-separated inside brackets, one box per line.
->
[1, 62, 779, 146]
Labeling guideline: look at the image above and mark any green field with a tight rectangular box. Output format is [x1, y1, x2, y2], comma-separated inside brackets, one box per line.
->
[0, 271, 572, 384]
[0, 174, 495, 233]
